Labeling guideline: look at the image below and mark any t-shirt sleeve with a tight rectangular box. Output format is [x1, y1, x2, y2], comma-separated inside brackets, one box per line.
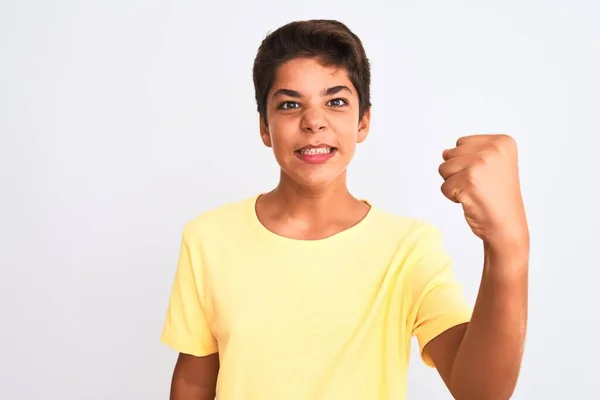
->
[160, 229, 218, 357]
[407, 224, 472, 368]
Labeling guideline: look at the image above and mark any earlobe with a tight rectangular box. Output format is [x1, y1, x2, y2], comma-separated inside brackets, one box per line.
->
[259, 115, 272, 147]
[357, 108, 371, 143]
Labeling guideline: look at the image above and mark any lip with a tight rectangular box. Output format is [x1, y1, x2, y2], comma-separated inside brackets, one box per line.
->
[294, 144, 337, 165]
[295, 143, 336, 151]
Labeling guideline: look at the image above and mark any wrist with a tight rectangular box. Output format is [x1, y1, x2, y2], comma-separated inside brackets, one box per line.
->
[484, 226, 529, 256]
[483, 239, 529, 280]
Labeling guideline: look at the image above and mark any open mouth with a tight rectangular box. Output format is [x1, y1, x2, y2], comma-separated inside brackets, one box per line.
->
[295, 147, 337, 156]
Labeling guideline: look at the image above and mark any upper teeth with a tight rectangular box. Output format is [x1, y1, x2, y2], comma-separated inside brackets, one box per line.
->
[300, 147, 332, 155]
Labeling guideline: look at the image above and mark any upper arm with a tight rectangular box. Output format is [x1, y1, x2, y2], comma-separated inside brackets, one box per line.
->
[171, 352, 220, 400]
[163, 228, 220, 398]
[161, 229, 219, 357]
[405, 225, 472, 367]
[423, 323, 468, 389]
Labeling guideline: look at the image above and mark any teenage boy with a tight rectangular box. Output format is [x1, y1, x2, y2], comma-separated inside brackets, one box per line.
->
[161, 19, 529, 400]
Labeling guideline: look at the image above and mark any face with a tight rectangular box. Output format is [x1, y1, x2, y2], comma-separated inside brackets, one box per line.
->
[260, 57, 370, 189]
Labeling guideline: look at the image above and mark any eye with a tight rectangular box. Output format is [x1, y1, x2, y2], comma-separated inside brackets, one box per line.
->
[278, 101, 300, 110]
[327, 98, 347, 107]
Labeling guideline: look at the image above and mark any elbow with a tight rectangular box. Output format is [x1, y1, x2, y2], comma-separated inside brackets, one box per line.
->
[453, 387, 516, 400]
[449, 375, 518, 400]
[454, 392, 515, 400]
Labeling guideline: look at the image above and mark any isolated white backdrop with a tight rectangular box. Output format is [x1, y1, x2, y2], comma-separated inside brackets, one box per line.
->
[1, 0, 599, 399]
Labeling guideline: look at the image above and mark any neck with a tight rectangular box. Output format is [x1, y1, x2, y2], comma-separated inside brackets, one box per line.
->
[267, 170, 356, 220]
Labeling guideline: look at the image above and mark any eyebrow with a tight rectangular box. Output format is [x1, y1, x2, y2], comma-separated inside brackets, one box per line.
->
[271, 85, 353, 100]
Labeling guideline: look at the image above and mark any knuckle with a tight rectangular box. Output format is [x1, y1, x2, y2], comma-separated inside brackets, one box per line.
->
[438, 163, 446, 176]
[466, 167, 479, 184]
[476, 153, 489, 165]
[497, 134, 516, 148]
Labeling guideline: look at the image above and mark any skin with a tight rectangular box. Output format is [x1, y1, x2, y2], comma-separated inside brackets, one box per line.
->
[256, 57, 372, 240]
[170, 58, 529, 399]
[169, 353, 219, 400]
[430, 134, 529, 399]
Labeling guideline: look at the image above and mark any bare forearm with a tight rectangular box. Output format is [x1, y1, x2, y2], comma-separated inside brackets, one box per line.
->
[170, 377, 215, 400]
[450, 242, 529, 399]
[170, 353, 219, 400]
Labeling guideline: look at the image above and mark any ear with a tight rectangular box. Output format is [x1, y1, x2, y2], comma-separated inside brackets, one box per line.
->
[357, 108, 371, 143]
[259, 115, 272, 147]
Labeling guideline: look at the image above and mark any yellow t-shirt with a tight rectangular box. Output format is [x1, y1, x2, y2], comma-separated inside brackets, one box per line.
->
[161, 194, 472, 399]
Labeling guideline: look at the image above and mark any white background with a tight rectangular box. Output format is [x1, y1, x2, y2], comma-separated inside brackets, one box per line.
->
[1, 0, 599, 398]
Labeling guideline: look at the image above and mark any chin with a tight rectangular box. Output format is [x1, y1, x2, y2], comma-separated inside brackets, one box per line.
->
[286, 168, 348, 189]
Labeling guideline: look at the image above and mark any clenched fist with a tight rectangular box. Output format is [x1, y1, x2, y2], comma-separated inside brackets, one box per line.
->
[439, 134, 529, 249]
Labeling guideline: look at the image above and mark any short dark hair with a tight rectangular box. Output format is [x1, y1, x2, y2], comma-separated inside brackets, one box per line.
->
[252, 19, 371, 124]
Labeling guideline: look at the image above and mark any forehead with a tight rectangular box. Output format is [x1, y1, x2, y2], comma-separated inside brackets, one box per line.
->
[271, 57, 356, 94]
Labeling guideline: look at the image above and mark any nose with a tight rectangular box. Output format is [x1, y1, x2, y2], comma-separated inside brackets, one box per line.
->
[301, 109, 327, 133]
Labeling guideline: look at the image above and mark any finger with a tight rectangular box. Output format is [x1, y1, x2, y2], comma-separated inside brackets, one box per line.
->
[456, 134, 495, 147]
[442, 143, 486, 161]
[438, 154, 477, 180]
[440, 172, 467, 203]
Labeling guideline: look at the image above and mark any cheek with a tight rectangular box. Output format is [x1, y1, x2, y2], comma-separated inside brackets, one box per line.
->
[269, 117, 297, 142]
[331, 118, 360, 142]
[269, 128, 296, 154]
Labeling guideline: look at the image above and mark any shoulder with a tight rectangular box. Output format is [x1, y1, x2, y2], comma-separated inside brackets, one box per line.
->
[370, 206, 454, 287]
[181, 194, 257, 241]
[369, 205, 444, 246]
